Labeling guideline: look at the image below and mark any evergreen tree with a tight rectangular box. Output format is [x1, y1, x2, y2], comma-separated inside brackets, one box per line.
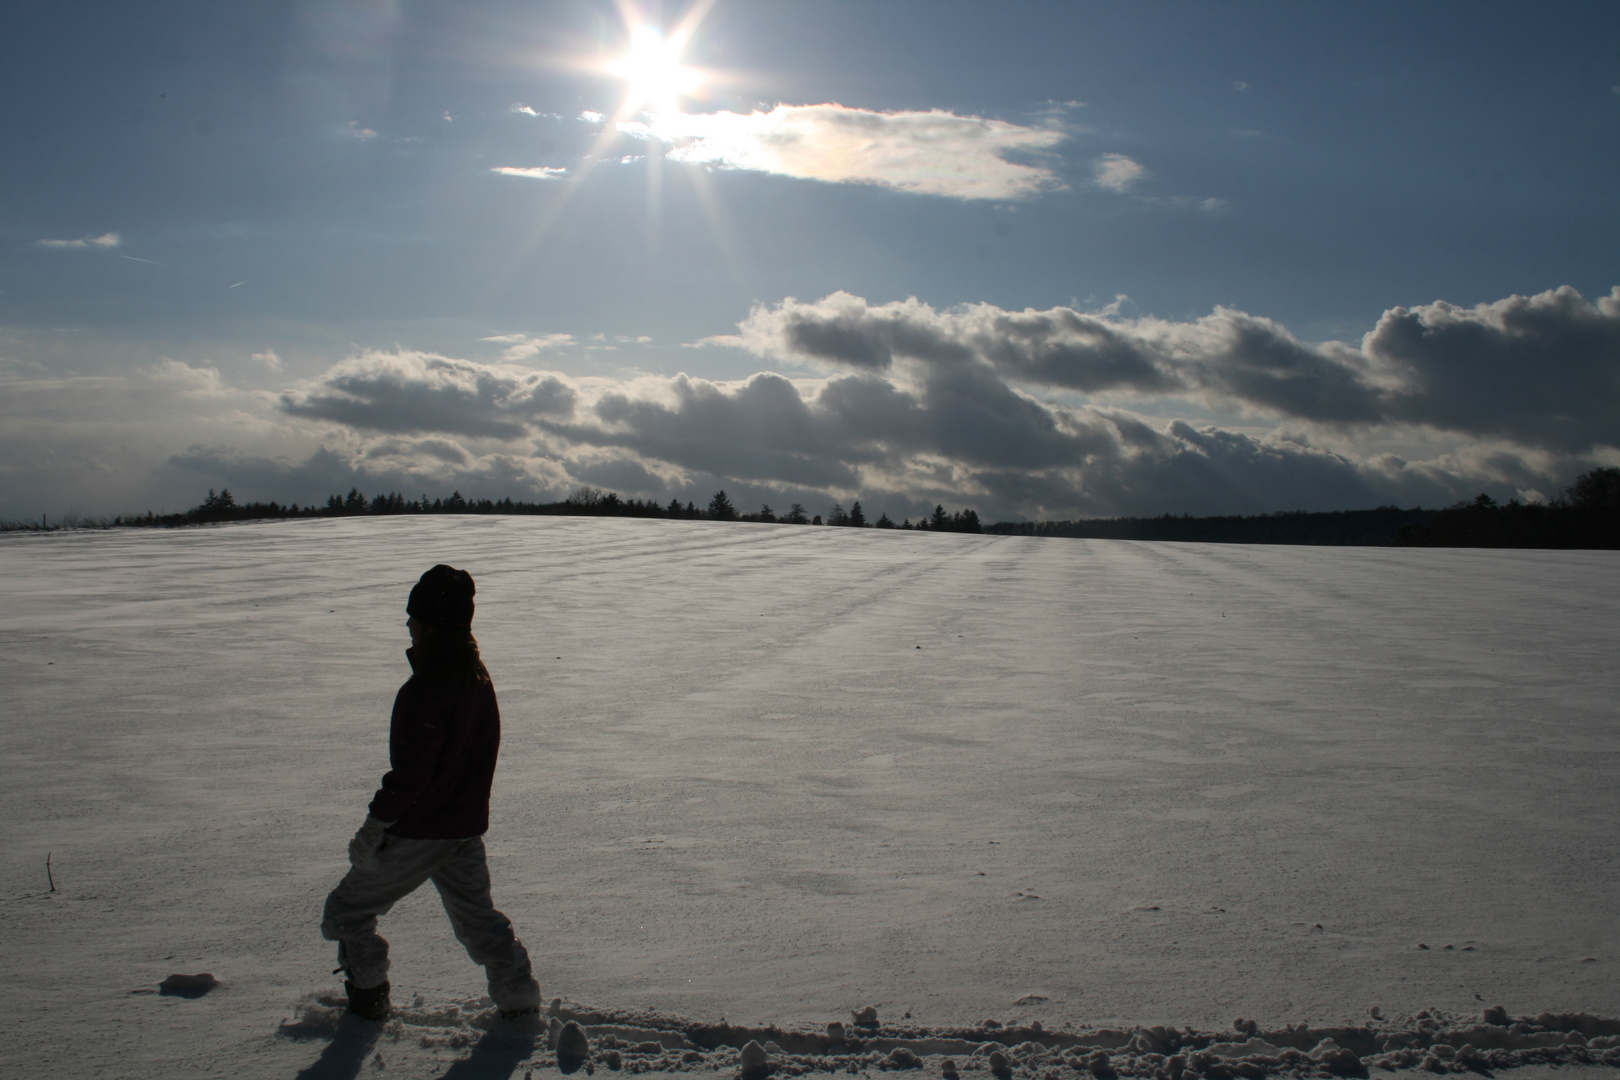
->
[930, 504, 949, 530]
[195, 488, 238, 520]
[667, 498, 683, 517]
[826, 503, 849, 526]
[785, 503, 809, 524]
[1565, 466, 1620, 509]
[758, 504, 777, 522]
[707, 490, 738, 520]
[848, 501, 867, 527]
[875, 512, 895, 528]
[951, 508, 982, 533]
[201, 488, 235, 513]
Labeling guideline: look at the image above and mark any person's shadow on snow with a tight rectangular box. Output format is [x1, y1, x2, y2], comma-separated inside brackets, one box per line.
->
[437, 1027, 538, 1080]
[292, 1013, 381, 1080]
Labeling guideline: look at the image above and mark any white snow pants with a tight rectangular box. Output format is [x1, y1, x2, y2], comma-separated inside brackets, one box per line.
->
[321, 834, 541, 1011]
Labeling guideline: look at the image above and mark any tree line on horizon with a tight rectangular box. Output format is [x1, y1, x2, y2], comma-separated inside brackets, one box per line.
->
[1390, 467, 1619, 548]
[28, 485, 985, 534]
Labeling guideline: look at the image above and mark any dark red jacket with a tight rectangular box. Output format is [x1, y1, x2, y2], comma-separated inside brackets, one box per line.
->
[368, 649, 501, 838]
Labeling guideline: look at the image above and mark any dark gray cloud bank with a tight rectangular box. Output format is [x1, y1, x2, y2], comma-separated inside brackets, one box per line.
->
[737, 286, 1620, 451]
[240, 284, 1620, 521]
[9, 286, 1611, 521]
[280, 353, 576, 440]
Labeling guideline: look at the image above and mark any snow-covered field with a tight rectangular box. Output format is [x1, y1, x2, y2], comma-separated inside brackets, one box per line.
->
[2, 516, 1617, 1079]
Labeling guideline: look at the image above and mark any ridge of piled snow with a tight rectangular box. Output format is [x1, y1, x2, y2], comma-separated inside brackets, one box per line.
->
[274, 995, 1620, 1076]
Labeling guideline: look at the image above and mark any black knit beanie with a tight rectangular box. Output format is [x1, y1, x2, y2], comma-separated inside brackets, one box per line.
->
[406, 564, 475, 628]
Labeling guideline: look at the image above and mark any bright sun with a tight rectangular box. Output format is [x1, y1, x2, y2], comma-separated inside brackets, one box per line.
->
[605, 24, 700, 116]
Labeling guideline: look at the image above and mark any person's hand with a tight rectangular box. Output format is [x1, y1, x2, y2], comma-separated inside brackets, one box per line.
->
[348, 815, 393, 872]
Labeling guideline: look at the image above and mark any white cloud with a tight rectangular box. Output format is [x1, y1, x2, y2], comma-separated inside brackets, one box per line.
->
[338, 120, 378, 140]
[490, 166, 568, 180]
[1088, 154, 1221, 208]
[579, 111, 606, 124]
[584, 333, 653, 347]
[511, 105, 560, 119]
[37, 232, 121, 250]
[481, 332, 575, 361]
[1093, 153, 1145, 193]
[617, 103, 1067, 201]
[251, 349, 283, 371]
[1095, 294, 1134, 318]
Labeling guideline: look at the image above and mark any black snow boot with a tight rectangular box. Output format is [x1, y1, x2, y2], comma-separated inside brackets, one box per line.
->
[344, 979, 391, 1021]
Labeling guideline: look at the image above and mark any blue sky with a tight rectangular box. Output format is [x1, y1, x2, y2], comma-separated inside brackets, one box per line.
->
[3, 0, 1617, 522]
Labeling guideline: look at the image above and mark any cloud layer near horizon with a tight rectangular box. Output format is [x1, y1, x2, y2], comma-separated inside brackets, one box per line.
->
[3, 286, 1616, 521]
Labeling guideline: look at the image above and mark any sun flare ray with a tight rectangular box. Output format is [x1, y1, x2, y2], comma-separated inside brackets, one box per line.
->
[495, 1, 727, 286]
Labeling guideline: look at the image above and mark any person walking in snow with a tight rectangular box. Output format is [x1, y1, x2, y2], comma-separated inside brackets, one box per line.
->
[321, 564, 542, 1022]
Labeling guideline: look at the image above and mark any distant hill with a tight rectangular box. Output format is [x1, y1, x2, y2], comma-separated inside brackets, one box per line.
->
[989, 468, 1620, 549]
